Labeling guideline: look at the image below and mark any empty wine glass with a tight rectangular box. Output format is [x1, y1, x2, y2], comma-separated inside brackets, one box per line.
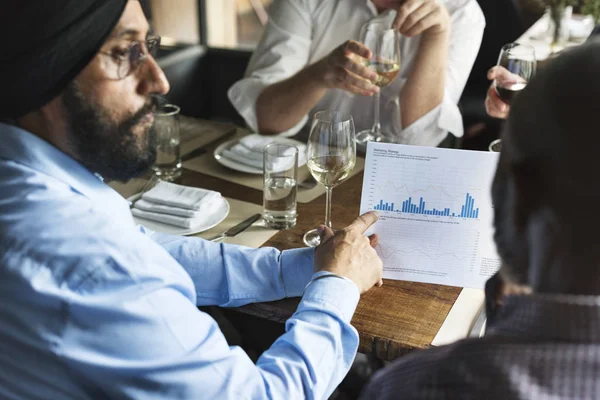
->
[355, 20, 401, 145]
[303, 111, 357, 247]
[490, 43, 536, 152]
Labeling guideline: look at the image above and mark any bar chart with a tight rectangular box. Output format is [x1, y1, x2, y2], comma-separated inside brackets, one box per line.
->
[373, 192, 480, 219]
[359, 142, 501, 288]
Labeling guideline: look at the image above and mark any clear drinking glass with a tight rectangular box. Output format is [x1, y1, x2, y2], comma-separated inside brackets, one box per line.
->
[490, 43, 536, 152]
[303, 111, 357, 247]
[152, 104, 182, 181]
[355, 20, 401, 145]
[263, 143, 298, 230]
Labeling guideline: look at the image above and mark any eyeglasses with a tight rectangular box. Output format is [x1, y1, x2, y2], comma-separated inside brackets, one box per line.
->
[99, 36, 161, 79]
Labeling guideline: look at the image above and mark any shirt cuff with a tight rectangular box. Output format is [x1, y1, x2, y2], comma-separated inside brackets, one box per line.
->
[301, 272, 361, 323]
[398, 92, 464, 147]
[281, 247, 315, 297]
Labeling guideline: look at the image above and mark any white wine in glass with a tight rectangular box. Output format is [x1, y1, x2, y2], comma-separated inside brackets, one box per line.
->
[303, 111, 356, 247]
[355, 20, 401, 145]
[306, 156, 355, 187]
[366, 60, 400, 88]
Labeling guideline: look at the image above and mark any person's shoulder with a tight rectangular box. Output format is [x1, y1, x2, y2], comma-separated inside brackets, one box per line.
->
[0, 177, 158, 291]
[444, 0, 485, 23]
[361, 337, 503, 399]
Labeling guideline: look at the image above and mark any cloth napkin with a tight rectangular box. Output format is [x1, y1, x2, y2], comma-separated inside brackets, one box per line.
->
[220, 134, 307, 171]
[132, 181, 223, 228]
[141, 181, 221, 210]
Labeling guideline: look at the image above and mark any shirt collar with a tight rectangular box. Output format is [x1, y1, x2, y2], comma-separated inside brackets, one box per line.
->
[0, 122, 133, 224]
[489, 294, 600, 343]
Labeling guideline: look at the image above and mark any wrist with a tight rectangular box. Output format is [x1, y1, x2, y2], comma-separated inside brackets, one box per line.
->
[304, 59, 330, 90]
[306, 271, 359, 293]
[421, 28, 450, 42]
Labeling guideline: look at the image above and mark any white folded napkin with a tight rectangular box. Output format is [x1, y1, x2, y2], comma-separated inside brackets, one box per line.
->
[220, 134, 307, 171]
[141, 181, 221, 211]
[134, 198, 220, 218]
[132, 208, 209, 229]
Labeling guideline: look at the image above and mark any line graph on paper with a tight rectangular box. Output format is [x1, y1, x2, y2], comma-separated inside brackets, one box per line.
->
[359, 143, 501, 288]
[374, 222, 481, 279]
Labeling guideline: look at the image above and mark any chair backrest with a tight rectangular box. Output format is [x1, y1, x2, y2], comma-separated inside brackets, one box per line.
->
[465, 0, 527, 93]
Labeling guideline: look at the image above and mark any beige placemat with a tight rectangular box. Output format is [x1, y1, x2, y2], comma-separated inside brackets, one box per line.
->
[179, 116, 238, 155]
[183, 153, 365, 203]
[194, 198, 278, 247]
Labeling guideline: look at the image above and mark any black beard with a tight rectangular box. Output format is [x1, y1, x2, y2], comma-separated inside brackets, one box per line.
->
[61, 81, 158, 182]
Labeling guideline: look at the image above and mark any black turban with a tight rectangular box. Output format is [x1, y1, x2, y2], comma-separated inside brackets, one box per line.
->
[0, 0, 128, 118]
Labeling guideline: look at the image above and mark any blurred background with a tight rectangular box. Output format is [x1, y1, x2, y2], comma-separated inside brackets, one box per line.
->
[143, 0, 553, 150]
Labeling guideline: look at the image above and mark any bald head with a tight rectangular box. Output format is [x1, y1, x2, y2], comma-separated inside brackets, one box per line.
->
[492, 40, 600, 294]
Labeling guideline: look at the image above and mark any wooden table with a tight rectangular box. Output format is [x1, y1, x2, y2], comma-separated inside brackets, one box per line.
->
[175, 124, 463, 361]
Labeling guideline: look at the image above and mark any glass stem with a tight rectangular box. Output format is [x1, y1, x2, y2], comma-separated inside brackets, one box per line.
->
[371, 92, 381, 135]
[324, 186, 333, 229]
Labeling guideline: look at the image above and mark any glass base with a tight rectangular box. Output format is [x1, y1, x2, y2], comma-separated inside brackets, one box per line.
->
[488, 139, 502, 152]
[263, 210, 296, 230]
[303, 228, 321, 247]
[355, 129, 396, 145]
[152, 166, 182, 182]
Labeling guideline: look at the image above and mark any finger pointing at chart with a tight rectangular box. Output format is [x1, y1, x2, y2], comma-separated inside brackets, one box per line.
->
[315, 212, 384, 294]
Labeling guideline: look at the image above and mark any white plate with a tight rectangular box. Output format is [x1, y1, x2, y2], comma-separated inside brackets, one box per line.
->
[128, 194, 230, 236]
[214, 137, 306, 175]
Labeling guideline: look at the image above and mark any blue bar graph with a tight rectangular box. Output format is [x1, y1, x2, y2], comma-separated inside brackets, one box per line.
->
[373, 192, 480, 219]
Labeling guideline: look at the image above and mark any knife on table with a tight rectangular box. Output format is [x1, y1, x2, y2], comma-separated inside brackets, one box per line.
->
[209, 213, 262, 242]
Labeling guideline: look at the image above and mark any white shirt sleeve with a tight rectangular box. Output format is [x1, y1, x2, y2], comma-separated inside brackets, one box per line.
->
[228, 0, 314, 137]
[393, 0, 486, 147]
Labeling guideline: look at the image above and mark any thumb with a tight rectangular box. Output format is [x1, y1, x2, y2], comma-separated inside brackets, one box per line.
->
[317, 225, 335, 245]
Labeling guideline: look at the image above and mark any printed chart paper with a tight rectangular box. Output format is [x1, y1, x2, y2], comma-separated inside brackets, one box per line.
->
[359, 143, 501, 289]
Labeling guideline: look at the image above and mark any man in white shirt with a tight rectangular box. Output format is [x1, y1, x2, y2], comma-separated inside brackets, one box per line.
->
[229, 0, 485, 147]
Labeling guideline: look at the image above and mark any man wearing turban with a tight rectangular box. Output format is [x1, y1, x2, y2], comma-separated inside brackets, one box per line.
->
[0, 1, 384, 398]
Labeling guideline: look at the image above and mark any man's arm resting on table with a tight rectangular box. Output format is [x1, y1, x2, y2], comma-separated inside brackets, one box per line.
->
[61, 268, 361, 400]
[146, 229, 314, 307]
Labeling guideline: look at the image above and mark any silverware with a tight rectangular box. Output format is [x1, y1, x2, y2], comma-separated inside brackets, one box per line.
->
[181, 127, 238, 162]
[129, 175, 159, 209]
[209, 213, 262, 242]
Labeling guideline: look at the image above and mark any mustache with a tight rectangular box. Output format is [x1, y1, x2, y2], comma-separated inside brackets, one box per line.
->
[122, 96, 161, 129]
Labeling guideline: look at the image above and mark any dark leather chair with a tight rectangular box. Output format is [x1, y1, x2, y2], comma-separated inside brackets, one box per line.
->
[158, 46, 251, 124]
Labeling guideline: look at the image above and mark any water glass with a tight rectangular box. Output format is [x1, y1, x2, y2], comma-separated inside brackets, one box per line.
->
[152, 104, 181, 181]
[263, 143, 298, 230]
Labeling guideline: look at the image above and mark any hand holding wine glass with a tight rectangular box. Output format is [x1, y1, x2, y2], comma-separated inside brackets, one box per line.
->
[485, 67, 513, 119]
[487, 43, 536, 151]
[313, 40, 380, 97]
[492, 43, 536, 107]
[303, 110, 357, 247]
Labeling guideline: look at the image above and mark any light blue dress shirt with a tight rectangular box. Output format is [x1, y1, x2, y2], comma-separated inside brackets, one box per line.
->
[0, 123, 361, 399]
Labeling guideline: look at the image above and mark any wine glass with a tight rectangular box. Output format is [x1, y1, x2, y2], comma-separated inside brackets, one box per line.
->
[355, 20, 401, 145]
[303, 111, 357, 247]
[490, 43, 536, 151]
